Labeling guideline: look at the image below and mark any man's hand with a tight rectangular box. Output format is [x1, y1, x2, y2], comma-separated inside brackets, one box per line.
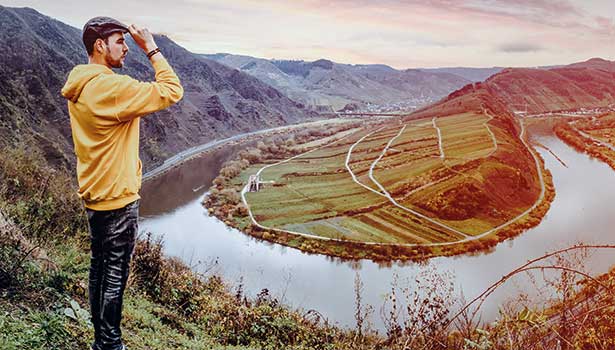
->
[128, 24, 157, 53]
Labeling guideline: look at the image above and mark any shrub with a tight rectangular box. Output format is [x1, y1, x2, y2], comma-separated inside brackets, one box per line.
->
[239, 149, 263, 164]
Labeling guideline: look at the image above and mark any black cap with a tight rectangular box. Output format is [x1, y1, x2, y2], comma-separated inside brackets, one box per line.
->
[82, 16, 129, 54]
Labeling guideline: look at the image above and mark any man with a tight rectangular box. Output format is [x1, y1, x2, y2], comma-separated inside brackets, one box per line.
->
[61, 17, 183, 350]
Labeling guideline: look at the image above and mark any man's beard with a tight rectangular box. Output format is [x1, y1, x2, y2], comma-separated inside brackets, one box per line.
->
[105, 48, 124, 68]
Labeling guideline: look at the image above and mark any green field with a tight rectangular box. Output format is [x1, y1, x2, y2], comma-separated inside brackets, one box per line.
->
[244, 112, 543, 245]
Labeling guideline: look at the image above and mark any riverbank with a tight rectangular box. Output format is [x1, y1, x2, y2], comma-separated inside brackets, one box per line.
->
[554, 119, 615, 172]
[204, 117, 556, 262]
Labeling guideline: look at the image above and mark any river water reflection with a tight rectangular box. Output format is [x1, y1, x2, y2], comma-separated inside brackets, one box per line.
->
[140, 121, 615, 330]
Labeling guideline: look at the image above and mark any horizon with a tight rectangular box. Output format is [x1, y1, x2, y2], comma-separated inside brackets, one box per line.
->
[1, 0, 615, 69]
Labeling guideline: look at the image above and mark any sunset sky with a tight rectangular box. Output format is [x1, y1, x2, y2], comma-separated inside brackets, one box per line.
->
[2, 0, 615, 68]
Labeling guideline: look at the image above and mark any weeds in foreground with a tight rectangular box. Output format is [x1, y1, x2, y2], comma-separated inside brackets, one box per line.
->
[130, 233, 353, 349]
[0, 143, 87, 243]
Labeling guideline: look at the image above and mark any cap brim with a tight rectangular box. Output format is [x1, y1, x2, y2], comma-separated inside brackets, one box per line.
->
[100, 27, 129, 37]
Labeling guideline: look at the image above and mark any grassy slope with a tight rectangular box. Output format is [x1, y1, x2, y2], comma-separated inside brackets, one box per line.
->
[0, 237, 224, 350]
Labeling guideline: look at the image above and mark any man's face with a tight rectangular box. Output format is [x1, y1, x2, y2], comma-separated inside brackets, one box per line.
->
[100, 32, 129, 68]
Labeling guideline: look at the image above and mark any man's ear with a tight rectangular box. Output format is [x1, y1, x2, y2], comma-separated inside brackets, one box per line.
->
[94, 38, 105, 54]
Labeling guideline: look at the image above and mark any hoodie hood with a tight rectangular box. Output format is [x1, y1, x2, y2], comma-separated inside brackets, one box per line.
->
[61, 64, 113, 103]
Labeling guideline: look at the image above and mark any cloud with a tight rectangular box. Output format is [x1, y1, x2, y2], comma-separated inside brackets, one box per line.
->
[498, 42, 544, 53]
[593, 16, 615, 36]
[268, 0, 602, 35]
[463, 0, 581, 18]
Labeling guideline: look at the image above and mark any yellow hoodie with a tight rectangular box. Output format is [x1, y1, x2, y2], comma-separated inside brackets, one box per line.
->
[61, 58, 183, 211]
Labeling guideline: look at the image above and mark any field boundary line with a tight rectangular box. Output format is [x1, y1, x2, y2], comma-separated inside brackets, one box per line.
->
[438, 114, 498, 162]
[439, 113, 498, 181]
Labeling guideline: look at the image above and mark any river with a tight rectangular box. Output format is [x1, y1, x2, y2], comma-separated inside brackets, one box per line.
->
[139, 120, 615, 331]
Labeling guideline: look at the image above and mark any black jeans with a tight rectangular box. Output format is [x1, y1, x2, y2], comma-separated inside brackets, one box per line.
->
[86, 200, 139, 350]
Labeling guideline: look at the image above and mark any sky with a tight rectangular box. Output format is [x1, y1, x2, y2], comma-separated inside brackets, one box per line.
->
[2, 0, 615, 69]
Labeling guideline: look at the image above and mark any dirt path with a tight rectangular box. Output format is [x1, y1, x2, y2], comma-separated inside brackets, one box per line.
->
[344, 126, 387, 196]
[433, 117, 445, 159]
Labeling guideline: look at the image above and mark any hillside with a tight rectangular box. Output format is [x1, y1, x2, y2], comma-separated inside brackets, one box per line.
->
[203, 53, 470, 111]
[412, 58, 615, 121]
[566, 57, 615, 72]
[0, 6, 315, 172]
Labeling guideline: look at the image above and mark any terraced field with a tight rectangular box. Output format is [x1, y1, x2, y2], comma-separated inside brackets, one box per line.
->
[243, 112, 545, 246]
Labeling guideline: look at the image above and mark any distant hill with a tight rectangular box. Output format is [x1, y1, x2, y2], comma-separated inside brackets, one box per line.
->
[566, 57, 615, 72]
[418, 67, 504, 83]
[420, 63, 566, 83]
[0, 6, 315, 171]
[202, 53, 470, 111]
[411, 57, 615, 122]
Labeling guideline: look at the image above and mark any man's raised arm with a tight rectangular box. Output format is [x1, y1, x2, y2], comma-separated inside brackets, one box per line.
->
[97, 24, 184, 123]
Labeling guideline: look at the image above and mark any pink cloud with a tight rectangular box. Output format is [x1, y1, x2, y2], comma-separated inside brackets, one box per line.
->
[266, 0, 608, 38]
